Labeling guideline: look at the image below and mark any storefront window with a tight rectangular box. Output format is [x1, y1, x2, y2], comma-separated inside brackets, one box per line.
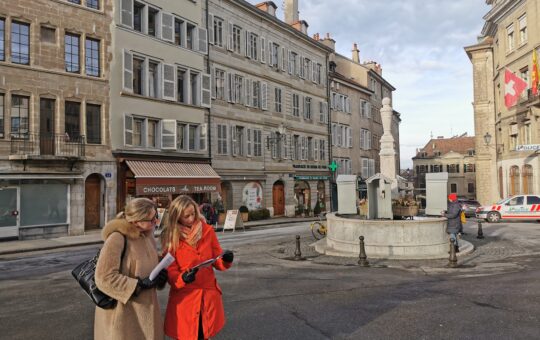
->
[20, 184, 68, 226]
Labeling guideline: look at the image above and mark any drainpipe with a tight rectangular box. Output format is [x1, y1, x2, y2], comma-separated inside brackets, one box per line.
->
[326, 53, 333, 212]
[205, 0, 212, 164]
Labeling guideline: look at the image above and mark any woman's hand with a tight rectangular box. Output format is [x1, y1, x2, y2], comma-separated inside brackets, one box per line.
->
[182, 268, 199, 284]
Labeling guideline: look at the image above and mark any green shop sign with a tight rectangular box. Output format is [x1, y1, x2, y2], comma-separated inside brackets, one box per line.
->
[294, 175, 330, 180]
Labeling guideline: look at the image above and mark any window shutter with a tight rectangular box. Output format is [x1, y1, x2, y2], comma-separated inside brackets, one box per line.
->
[162, 64, 176, 101]
[208, 14, 214, 45]
[124, 115, 133, 146]
[314, 139, 319, 161]
[121, 0, 133, 28]
[240, 27, 245, 55]
[261, 82, 268, 110]
[198, 27, 208, 54]
[288, 50, 293, 74]
[199, 123, 207, 151]
[227, 22, 234, 51]
[247, 128, 252, 157]
[231, 125, 237, 156]
[161, 13, 174, 42]
[281, 47, 286, 72]
[367, 130, 372, 149]
[210, 66, 216, 99]
[260, 37, 266, 63]
[312, 61, 317, 83]
[227, 73, 233, 102]
[299, 56, 304, 78]
[245, 31, 251, 58]
[282, 134, 289, 159]
[161, 119, 177, 150]
[122, 49, 133, 92]
[245, 78, 251, 107]
[348, 127, 352, 147]
[201, 73, 211, 108]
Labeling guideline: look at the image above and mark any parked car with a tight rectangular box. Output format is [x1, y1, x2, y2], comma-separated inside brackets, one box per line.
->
[475, 195, 540, 223]
[458, 199, 481, 217]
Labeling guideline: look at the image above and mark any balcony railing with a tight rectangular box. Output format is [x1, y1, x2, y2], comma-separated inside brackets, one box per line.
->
[10, 133, 86, 158]
[518, 89, 540, 106]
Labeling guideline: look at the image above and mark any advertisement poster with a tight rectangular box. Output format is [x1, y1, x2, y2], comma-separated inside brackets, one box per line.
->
[242, 182, 263, 210]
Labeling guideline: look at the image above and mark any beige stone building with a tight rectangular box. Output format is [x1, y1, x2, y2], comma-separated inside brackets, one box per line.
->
[0, 0, 114, 239]
[207, 0, 331, 216]
[110, 0, 217, 211]
[412, 135, 477, 199]
[466, 0, 540, 205]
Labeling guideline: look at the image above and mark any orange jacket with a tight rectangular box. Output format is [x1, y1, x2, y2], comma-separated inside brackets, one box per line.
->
[164, 222, 232, 340]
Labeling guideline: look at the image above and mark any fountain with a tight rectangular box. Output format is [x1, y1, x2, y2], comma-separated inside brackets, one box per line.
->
[315, 98, 472, 259]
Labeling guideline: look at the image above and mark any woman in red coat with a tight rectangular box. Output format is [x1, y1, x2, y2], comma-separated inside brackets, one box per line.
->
[161, 195, 234, 340]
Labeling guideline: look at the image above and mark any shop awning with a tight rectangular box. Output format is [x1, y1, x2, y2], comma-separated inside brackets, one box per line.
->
[126, 160, 221, 195]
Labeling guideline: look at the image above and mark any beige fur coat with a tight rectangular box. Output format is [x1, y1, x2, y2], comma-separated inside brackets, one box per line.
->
[94, 218, 163, 340]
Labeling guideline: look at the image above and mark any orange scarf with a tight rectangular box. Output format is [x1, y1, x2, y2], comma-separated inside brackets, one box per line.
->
[179, 220, 202, 248]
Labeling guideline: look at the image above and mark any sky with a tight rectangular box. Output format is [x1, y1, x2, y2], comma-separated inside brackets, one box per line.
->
[247, 0, 490, 169]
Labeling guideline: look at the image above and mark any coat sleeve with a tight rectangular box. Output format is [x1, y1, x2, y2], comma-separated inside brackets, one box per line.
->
[446, 204, 461, 219]
[210, 229, 232, 271]
[95, 233, 138, 304]
[167, 251, 189, 290]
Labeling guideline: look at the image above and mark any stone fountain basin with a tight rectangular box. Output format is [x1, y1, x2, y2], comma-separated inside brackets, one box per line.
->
[315, 213, 458, 259]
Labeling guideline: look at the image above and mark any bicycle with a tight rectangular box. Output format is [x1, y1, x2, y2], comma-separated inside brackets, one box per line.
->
[310, 213, 327, 240]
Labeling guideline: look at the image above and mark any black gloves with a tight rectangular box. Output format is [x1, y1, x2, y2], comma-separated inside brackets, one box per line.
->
[222, 250, 234, 263]
[137, 277, 156, 290]
[155, 269, 168, 289]
[182, 268, 198, 284]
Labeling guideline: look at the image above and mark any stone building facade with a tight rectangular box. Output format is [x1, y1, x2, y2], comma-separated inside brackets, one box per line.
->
[206, 0, 332, 217]
[466, 0, 540, 204]
[0, 0, 114, 239]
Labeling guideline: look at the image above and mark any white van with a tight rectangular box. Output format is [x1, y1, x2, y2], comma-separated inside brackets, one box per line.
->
[476, 195, 540, 222]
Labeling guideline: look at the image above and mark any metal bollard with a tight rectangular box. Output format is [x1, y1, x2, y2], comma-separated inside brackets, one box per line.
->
[476, 221, 485, 239]
[358, 236, 370, 267]
[293, 235, 304, 261]
[448, 239, 458, 268]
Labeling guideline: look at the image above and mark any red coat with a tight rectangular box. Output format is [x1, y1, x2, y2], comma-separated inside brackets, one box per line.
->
[164, 222, 232, 340]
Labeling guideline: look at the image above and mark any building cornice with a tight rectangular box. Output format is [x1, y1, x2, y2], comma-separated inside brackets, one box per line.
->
[481, 0, 525, 37]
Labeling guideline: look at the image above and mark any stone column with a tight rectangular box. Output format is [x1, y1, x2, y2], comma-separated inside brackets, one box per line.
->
[379, 97, 398, 196]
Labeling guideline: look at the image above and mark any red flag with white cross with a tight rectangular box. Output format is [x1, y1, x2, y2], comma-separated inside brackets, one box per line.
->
[504, 68, 528, 108]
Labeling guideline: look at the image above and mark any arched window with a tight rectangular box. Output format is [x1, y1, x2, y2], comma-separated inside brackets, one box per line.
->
[522, 164, 533, 194]
[509, 166, 520, 196]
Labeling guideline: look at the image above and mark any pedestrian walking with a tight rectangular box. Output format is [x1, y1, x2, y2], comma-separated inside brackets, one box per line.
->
[443, 193, 462, 253]
[94, 198, 168, 340]
[161, 195, 234, 340]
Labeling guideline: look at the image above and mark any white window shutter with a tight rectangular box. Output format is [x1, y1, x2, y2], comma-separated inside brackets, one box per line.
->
[121, 0, 133, 29]
[199, 123, 207, 151]
[231, 125, 237, 156]
[201, 73, 211, 108]
[247, 128, 252, 157]
[245, 78, 251, 107]
[161, 13, 174, 42]
[245, 31, 251, 58]
[162, 64, 176, 101]
[122, 49, 133, 92]
[227, 22, 234, 51]
[210, 66, 216, 99]
[240, 27, 245, 55]
[208, 14, 214, 45]
[198, 27, 208, 54]
[227, 73, 233, 102]
[161, 119, 177, 150]
[288, 50, 293, 74]
[261, 82, 268, 110]
[312, 60, 317, 83]
[299, 56, 304, 78]
[261, 37, 266, 63]
[124, 115, 133, 146]
[314, 140, 319, 161]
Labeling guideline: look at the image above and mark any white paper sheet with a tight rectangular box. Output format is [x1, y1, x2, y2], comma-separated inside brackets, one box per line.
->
[149, 253, 175, 281]
[191, 253, 224, 270]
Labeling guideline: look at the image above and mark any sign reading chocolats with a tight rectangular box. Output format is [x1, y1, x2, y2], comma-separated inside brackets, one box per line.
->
[136, 184, 218, 196]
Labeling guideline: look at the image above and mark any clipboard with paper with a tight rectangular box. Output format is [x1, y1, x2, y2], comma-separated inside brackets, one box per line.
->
[191, 252, 224, 270]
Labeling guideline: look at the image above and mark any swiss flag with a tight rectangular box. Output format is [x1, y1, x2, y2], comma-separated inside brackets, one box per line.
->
[504, 68, 528, 108]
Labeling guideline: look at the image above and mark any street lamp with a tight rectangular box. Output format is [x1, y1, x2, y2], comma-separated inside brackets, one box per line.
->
[483, 131, 504, 152]
[266, 123, 287, 147]
[483, 132, 492, 146]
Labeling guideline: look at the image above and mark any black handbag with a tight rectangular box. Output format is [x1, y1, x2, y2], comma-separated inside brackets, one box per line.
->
[72, 232, 127, 309]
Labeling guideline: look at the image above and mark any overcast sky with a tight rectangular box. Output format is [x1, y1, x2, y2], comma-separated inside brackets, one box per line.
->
[247, 0, 490, 169]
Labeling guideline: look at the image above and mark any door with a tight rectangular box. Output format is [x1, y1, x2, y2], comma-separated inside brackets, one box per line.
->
[85, 174, 101, 230]
[40, 98, 55, 155]
[272, 182, 285, 216]
[0, 188, 19, 238]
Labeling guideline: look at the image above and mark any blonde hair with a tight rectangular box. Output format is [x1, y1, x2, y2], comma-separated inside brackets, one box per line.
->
[161, 195, 202, 252]
[116, 197, 156, 223]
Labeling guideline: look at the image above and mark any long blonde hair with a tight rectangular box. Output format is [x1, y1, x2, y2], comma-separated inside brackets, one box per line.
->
[161, 195, 202, 252]
[116, 197, 156, 223]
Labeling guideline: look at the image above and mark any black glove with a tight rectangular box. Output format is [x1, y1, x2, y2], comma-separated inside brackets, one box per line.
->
[137, 277, 156, 290]
[222, 250, 234, 263]
[182, 268, 198, 284]
[155, 269, 168, 289]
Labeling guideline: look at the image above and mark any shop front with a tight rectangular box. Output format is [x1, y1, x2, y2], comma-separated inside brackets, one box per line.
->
[293, 175, 329, 216]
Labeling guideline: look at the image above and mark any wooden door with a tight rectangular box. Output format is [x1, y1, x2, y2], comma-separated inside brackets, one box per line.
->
[85, 174, 101, 230]
[273, 183, 285, 216]
[39, 98, 55, 155]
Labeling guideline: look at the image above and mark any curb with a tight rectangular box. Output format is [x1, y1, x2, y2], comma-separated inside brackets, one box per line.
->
[0, 240, 104, 256]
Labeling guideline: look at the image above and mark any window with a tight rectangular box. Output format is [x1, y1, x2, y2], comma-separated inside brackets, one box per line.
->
[186, 23, 196, 50]
[507, 24, 514, 51]
[133, 57, 144, 95]
[65, 33, 80, 73]
[232, 25, 241, 54]
[147, 119, 157, 148]
[11, 95, 29, 138]
[304, 97, 312, 120]
[253, 129, 262, 157]
[315, 63, 322, 84]
[174, 18, 184, 46]
[527, 195, 540, 205]
[86, 104, 101, 144]
[234, 75, 243, 104]
[360, 100, 370, 118]
[0, 93, 4, 137]
[275, 87, 282, 112]
[522, 165, 533, 194]
[467, 149, 475, 156]
[65, 101, 81, 139]
[177, 68, 186, 103]
[86, 0, 99, 9]
[464, 164, 476, 173]
[213, 17, 223, 47]
[360, 129, 371, 150]
[450, 183, 457, 193]
[190, 71, 199, 105]
[249, 33, 258, 60]
[467, 183, 475, 193]
[0, 19, 4, 60]
[68, 0, 81, 4]
[215, 69, 225, 100]
[252, 81, 260, 108]
[148, 7, 159, 37]
[270, 42, 279, 67]
[292, 135, 299, 160]
[11, 21, 30, 64]
[85, 38, 100, 77]
[307, 137, 313, 160]
[148, 61, 159, 98]
[292, 94, 300, 117]
[133, 2, 144, 32]
[319, 140, 326, 161]
[217, 124, 228, 155]
[40, 26, 56, 44]
[518, 14, 527, 44]
[133, 117, 144, 146]
[20, 184, 68, 226]
[232, 126, 244, 156]
[289, 51, 297, 75]
[447, 164, 460, 173]
[176, 122, 185, 150]
[188, 125, 196, 151]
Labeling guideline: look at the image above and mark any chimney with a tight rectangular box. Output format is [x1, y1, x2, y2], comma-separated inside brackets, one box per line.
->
[291, 20, 309, 35]
[320, 32, 335, 51]
[284, 0, 299, 24]
[255, 2, 277, 17]
[352, 43, 360, 63]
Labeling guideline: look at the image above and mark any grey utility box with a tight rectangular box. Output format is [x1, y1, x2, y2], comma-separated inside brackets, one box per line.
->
[336, 175, 358, 214]
[425, 172, 449, 216]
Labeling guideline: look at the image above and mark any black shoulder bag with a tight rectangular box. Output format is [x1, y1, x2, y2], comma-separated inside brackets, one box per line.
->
[71, 232, 127, 309]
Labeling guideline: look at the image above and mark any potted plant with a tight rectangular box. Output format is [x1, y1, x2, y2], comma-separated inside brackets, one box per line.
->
[239, 205, 249, 222]
[391, 196, 418, 219]
[213, 196, 226, 225]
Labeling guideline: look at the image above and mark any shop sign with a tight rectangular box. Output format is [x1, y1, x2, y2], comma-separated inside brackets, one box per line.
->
[516, 144, 540, 151]
[136, 184, 218, 195]
[293, 175, 330, 180]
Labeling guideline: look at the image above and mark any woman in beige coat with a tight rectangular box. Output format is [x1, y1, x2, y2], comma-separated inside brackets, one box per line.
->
[94, 198, 167, 340]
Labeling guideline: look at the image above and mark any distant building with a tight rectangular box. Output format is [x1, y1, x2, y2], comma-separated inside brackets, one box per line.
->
[412, 135, 477, 199]
[465, 0, 540, 204]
